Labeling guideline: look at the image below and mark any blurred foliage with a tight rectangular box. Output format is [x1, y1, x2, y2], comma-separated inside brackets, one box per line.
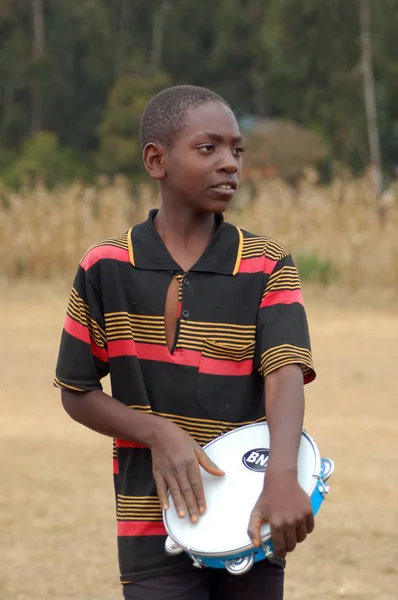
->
[96, 68, 170, 174]
[0, 0, 397, 188]
[294, 253, 335, 285]
[1, 132, 89, 189]
[242, 119, 327, 179]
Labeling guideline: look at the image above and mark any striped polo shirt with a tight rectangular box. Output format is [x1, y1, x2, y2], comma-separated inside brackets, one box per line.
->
[54, 209, 315, 583]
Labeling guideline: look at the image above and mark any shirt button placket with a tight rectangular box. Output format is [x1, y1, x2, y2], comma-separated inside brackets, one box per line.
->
[182, 276, 191, 319]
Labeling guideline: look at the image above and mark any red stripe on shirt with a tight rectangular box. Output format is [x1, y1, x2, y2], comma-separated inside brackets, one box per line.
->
[115, 439, 147, 449]
[113, 458, 119, 475]
[304, 372, 316, 385]
[108, 340, 201, 367]
[199, 356, 254, 376]
[177, 301, 182, 319]
[117, 521, 166, 537]
[80, 245, 130, 271]
[91, 343, 108, 363]
[108, 341, 252, 376]
[108, 338, 137, 357]
[260, 289, 304, 308]
[64, 314, 90, 343]
[140, 345, 200, 367]
[238, 256, 277, 274]
[64, 315, 108, 362]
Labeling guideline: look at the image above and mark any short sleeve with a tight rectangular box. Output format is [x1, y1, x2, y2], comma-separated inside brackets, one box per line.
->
[54, 262, 109, 392]
[255, 253, 315, 384]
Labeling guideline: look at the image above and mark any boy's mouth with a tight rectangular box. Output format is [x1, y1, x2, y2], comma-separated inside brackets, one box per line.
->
[212, 179, 238, 191]
[209, 180, 238, 193]
[215, 183, 234, 190]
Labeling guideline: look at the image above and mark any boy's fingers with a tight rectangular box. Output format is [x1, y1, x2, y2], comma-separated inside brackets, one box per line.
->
[196, 447, 225, 477]
[306, 512, 315, 534]
[167, 475, 186, 518]
[154, 473, 169, 510]
[296, 521, 308, 544]
[176, 471, 200, 523]
[247, 512, 263, 547]
[187, 463, 206, 515]
[270, 524, 286, 558]
[284, 527, 297, 553]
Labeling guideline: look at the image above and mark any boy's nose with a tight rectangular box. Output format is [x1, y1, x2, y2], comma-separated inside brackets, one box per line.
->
[217, 159, 239, 174]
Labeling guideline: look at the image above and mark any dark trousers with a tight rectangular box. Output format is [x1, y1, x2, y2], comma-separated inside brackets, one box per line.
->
[123, 560, 284, 600]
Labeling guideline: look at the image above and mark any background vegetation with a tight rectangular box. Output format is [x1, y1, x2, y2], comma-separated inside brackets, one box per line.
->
[1, 1, 397, 291]
[1, 173, 397, 290]
[1, 0, 398, 187]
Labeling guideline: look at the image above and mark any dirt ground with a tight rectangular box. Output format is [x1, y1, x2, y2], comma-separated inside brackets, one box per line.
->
[1, 282, 397, 600]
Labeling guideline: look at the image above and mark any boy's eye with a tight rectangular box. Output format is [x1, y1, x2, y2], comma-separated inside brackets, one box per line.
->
[197, 144, 215, 153]
[234, 146, 245, 156]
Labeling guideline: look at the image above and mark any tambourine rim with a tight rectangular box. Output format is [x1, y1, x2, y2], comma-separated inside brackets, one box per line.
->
[163, 423, 321, 558]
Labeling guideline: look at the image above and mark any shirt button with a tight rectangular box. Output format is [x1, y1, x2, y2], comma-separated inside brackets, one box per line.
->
[182, 309, 190, 319]
[183, 278, 190, 287]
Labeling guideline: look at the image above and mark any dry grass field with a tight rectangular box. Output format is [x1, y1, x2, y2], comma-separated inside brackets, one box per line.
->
[1, 282, 397, 600]
[1, 174, 398, 288]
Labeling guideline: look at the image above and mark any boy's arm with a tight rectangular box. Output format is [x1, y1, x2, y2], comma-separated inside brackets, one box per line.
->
[250, 249, 316, 557]
[61, 389, 224, 521]
[61, 388, 165, 443]
[247, 364, 314, 557]
[57, 256, 223, 526]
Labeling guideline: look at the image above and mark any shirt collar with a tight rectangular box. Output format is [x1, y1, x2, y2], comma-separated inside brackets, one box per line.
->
[128, 209, 243, 275]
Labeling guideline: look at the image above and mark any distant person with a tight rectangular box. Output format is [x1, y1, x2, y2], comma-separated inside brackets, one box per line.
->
[54, 85, 316, 599]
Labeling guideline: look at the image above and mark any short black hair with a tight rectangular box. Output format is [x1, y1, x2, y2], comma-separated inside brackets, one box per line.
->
[139, 85, 231, 150]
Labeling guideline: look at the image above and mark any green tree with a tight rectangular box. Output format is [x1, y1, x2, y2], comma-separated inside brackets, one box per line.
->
[1, 130, 89, 188]
[96, 68, 170, 175]
[0, 0, 397, 184]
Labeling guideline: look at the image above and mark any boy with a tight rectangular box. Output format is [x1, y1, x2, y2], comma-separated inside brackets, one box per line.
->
[55, 85, 315, 600]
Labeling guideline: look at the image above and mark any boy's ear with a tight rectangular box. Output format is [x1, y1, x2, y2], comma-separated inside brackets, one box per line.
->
[142, 143, 167, 179]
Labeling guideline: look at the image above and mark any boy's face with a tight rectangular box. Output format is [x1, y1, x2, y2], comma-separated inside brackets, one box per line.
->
[156, 102, 243, 214]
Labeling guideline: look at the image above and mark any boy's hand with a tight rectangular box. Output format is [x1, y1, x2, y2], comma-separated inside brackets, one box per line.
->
[149, 418, 224, 523]
[247, 470, 314, 557]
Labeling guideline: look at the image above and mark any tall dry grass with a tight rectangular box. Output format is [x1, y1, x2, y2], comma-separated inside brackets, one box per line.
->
[1, 173, 398, 289]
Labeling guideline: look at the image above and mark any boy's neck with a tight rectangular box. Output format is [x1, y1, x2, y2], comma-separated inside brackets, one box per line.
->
[154, 204, 219, 272]
[155, 205, 217, 240]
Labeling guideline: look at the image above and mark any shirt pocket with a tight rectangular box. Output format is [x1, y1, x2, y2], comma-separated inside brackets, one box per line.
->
[196, 339, 262, 422]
